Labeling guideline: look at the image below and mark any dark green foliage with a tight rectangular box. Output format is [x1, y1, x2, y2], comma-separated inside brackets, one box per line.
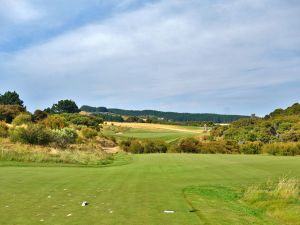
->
[0, 91, 24, 108]
[9, 124, 52, 145]
[240, 142, 263, 154]
[143, 140, 168, 153]
[97, 113, 124, 122]
[82, 105, 248, 123]
[80, 105, 108, 113]
[0, 104, 25, 123]
[121, 139, 167, 154]
[125, 116, 144, 122]
[0, 121, 9, 137]
[60, 113, 103, 130]
[48, 99, 80, 113]
[33, 110, 48, 121]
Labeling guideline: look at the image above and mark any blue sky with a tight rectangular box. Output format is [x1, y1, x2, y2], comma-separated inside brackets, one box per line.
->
[0, 0, 300, 116]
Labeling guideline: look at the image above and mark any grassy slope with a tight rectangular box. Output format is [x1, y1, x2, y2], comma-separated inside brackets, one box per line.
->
[0, 154, 299, 225]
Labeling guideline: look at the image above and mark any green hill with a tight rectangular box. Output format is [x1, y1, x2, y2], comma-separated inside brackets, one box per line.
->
[80, 105, 248, 123]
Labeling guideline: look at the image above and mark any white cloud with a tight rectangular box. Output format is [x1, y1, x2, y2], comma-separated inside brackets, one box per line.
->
[0, 0, 42, 23]
[1, 0, 300, 114]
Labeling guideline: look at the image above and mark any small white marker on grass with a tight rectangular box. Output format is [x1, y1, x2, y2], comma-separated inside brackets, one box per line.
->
[81, 201, 89, 206]
[163, 210, 175, 214]
[67, 213, 72, 217]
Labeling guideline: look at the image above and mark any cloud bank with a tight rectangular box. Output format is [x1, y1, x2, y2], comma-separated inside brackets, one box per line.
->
[0, 0, 300, 115]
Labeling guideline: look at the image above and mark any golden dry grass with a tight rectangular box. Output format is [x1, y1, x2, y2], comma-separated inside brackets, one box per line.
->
[105, 122, 204, 134]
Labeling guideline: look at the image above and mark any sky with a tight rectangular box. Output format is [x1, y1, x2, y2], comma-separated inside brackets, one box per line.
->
[0, 0, 300, 116]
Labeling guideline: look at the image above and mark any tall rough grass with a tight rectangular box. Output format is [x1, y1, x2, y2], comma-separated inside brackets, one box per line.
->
[0, 138, 113, 165]
[243, 177, 300, 224]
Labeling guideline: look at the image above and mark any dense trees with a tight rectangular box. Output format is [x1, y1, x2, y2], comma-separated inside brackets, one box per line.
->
[46, 99, 80, 114]
[0, 91, 24, 108]
[81, 105, 248, 123]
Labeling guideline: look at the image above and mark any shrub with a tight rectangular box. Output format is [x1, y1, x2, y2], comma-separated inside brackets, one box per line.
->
[33, 110, 48, 121]
[0, 121, 9, 137]
[9, 124, 52, 145]
[198, 140, 240, 154]
[43, 115, 66, 129]
[0, 104, 25, 123]
[240, 142, 263, 154]
[143, 140, 168, 153]
[81, 127, 98, 139]
[60, 113, 103, 130]
[177, 137, 199, 153]
[12, 113, 32, 125]
[262, 143, 300, 156]
[120, 139, 144, 153]
[51, 128, 78, 148]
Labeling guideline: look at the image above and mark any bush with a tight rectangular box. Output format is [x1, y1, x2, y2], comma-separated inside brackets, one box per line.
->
[198, 140, 240, 154]
[262, 143, 300, 156]
[0, 104, 25, 123]
[33, 110, 48, 121]
[12, 113, 32, 125]
[143, 140, 168, 153]
[60, 113, 103, 130]
[120, 139, 145, 153]
[81, 127, 98, 139]
[173, 138, 240, 154]
[177, 137, 199, 153]
[240, 142, 263, 154]
[43, 115, 66, 129]
[51, 128, 78, 148]
[9, 124, 52, 145]
[0, 121, 9, 137]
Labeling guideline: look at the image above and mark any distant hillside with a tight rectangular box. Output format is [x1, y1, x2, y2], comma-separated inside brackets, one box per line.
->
[80, 105, 248, 123]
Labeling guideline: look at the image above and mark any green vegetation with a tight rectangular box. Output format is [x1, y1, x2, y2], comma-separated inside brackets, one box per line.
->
[12, 113, 33, 125]
[102, 122, 205, 143]
[45, 99, 80, 114]
[0, 91, 24, 108]
[0, 104, 25, 123]
[183, 177, 300, 225]
[81, 105, 248, 123]
[0, 154, 299, 225]
[242, 177, 300, 224]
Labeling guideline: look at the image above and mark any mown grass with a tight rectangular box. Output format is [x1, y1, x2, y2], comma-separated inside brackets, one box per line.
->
[0, 154, 300, 225]
[102, 124, 204, 142]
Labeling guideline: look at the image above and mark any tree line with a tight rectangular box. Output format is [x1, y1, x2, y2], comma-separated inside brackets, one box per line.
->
[80, 105, 248, 123]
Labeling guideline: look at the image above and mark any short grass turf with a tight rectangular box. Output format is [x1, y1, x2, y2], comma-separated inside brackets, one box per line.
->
[0, 154, 300, 225]
[102, 127, 203, 142]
